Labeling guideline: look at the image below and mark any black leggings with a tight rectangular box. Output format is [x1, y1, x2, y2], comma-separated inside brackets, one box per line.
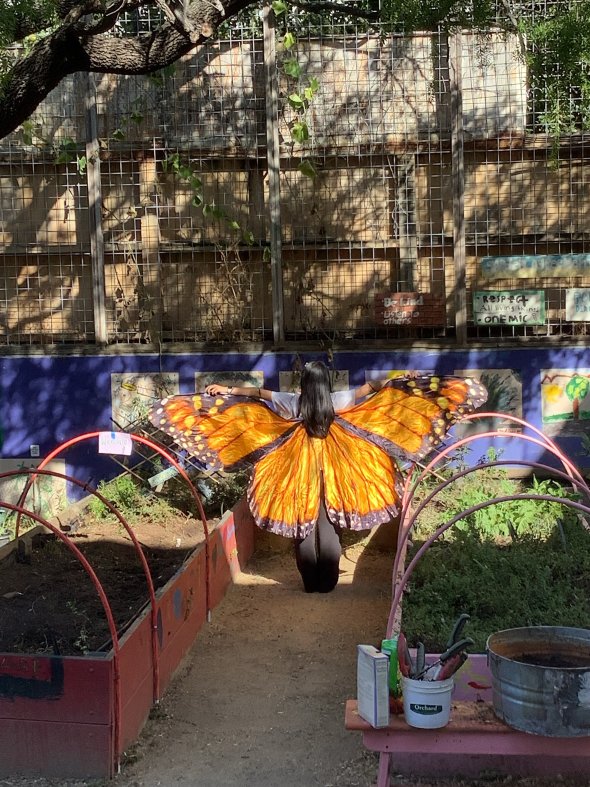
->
[294, 505, 342, 593]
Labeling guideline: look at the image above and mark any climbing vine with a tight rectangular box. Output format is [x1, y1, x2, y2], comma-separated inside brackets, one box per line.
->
[521, 0, 590, 137]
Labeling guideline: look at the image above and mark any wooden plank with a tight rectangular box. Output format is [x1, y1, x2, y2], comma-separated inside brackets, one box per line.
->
[346, 697, 590, 780]
[0, 655, 112, 724]
[346, 698, 506, 733]
[263, 4, 285, 343]
[85, 72, 108, 345]
[0, 718, 113, 778]
[117, 611, 154, 753]
[450, 32, 467, 345]
[396, 154, 418, 290]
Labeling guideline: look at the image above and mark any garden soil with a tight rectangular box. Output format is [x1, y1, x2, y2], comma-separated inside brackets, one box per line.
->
[0, 513, 209, 655]
[1, 526, 590, 787]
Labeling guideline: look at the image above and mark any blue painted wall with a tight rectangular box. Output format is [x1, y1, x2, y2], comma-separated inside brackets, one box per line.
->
[1, 345, 588, 499]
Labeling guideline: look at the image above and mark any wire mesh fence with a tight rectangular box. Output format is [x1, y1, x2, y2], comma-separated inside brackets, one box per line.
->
[1, 4, 590, 346]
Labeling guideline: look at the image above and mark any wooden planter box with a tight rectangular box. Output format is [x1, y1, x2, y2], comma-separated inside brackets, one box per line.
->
[0, 499, 256, 779]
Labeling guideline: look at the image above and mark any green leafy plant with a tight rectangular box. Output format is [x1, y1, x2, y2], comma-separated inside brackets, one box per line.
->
[88, 475, 159, 521]
[66, 600, 92, 654]
[403, 515, 590, 652]
[273, 1, 320, 154]
[203, 471, 249, 517]
[522, 0, 590, 140]
[411, 448, 578, 542]
[161, 151, 254, 245]
[403, 455, 587, 651]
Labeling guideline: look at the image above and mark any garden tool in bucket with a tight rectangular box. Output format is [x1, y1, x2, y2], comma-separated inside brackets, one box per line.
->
[401, 614, 473, 729]
[402, 674, 455, 728]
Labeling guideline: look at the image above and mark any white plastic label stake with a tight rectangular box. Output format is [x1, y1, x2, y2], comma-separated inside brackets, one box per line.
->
[98, 431, 133, 456]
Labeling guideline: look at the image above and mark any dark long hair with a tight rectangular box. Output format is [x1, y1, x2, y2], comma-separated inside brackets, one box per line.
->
[299, 361, 335, 438]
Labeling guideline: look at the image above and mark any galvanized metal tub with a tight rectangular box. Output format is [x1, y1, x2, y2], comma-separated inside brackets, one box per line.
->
[487, 626, 590, 737]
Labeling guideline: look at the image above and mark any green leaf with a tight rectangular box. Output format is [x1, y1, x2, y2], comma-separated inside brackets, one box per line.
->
[111, 128, 126, 141]
[272, 0, 287, 15]
[288, 93, 305, 110]
[76, 155, 87, 175]
[163, 153, 180, 173]
[304, 80, 320, 102]
[283, 59, 302, 79]
[203, 203, 224, 219]
[283, 31, 296, 49]
[291, 120, 309, 143]
[243, 230, 255, 246]
[21, 120, 34, 146]
[54, 137, 77, 165]
[298, 159, 318, 179]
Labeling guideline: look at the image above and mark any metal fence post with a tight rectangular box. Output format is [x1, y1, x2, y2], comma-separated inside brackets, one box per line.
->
[263, 3, 285, 344]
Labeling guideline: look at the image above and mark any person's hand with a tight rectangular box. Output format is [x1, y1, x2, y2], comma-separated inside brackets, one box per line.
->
[205, 384, 233, 396]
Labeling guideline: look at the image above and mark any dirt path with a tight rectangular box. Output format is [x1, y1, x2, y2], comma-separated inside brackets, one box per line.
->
[3, 530, 590, 787]
[116, 531, 393, 787]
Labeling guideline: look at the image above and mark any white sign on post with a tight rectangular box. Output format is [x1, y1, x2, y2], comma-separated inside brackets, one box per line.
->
[98, 431, 133, 456]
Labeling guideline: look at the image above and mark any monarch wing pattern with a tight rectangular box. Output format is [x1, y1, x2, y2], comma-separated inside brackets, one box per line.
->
[248, 421, 402, 538]
[321, 421, 401, 531]
[337, 375, 487, 463]
[149, 375, 487, 539]
[247, 425, 322, 538]
[149, 394, 296, 471]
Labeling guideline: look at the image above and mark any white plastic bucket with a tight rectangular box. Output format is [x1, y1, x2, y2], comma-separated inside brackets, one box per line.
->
[402, 675, 454, 729]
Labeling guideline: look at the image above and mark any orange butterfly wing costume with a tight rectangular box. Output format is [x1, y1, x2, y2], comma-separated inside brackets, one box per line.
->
[149, 376, 486, 539]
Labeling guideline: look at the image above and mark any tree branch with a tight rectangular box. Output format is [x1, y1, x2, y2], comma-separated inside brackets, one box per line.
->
[0, 0, 380, 140]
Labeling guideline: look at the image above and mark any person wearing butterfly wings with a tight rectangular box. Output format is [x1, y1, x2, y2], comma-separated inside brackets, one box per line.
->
[149, 361, 487, 593]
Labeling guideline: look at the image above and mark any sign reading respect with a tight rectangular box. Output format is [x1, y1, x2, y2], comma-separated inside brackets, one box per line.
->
[473, 290, 546, 325]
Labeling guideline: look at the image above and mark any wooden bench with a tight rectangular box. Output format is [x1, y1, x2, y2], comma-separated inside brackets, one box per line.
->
[345, 699, 590, 786]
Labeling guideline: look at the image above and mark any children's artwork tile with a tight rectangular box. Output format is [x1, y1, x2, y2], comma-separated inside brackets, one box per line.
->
[0, 459, 67, 525]
[365, 370, 434, 383]
[195, 371, 264, 392]
[453, 369, 523, 434]
[280, 369, 349, 392]
[112, 373, 179, 429]
[541, 369, 590, 435]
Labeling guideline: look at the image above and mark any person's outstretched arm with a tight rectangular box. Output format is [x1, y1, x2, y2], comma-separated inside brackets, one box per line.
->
[353, 379, 386, 400]
[205, 383, 273, 402]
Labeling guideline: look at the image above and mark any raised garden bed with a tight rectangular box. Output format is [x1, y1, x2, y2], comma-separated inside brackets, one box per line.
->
[0, 497, 256, 779]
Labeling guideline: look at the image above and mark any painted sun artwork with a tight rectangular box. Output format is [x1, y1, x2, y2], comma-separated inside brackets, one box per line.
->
[541, 369, 590, 435]
[111, 373, 179, 429]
